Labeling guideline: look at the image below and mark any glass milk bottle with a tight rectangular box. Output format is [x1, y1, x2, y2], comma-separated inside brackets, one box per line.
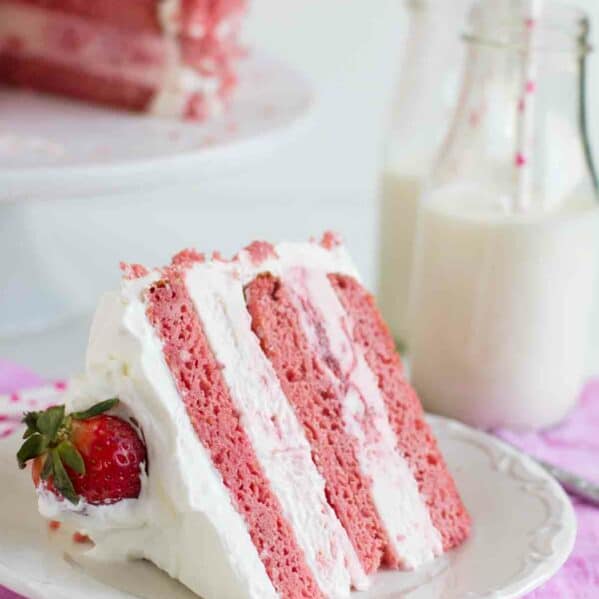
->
[409, 0, 599, 430]
[379, 0, 472, 349]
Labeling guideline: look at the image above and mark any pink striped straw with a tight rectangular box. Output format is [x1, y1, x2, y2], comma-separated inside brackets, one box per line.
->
[514, 0, 543, 212]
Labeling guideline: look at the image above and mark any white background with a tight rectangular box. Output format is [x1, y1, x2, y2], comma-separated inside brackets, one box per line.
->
[7, 0, 599, 375]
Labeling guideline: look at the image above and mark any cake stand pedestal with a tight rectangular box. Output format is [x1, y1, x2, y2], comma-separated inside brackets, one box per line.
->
[0, 51, 313, 338]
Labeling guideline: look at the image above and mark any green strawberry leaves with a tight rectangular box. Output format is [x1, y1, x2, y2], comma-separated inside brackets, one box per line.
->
[58, 441, 85, 475]
[17, 433, 47, 469]
[36, 405, 65, 439]
[22, 412, 39, 439]
[16, 398, 119, 504]
[40, 453, 54, 480]
[51, 449, 78, 504]
[72, 398, 118, 421]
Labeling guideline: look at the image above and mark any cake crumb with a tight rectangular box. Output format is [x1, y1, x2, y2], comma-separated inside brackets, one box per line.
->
[73, 532, 92, 544]
[320, 231, 342, 250]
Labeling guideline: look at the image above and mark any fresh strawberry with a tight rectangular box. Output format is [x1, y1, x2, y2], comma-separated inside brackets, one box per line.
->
[17, 399, 146, 505]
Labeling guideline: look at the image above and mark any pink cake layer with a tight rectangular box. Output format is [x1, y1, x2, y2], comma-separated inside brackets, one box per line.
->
[0, 0, 245, 118]
[145, 270, 323, 599]
[9, 0, 161, 31]
[329, 274, 471, 551]
[12, 0, 245, 31]
[245, 273, 394, 575]
[0, 55, 156, 111]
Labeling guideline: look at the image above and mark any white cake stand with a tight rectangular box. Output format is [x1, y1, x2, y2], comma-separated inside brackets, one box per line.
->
[0, 51, 314, 337]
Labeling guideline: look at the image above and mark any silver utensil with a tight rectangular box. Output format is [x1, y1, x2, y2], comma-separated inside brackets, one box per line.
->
[536, 458, 599, 507]
[496, 432, 599, 507]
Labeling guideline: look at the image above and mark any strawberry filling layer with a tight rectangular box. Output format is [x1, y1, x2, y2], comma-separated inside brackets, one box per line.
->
[329, 274, 471, 551]
[146, 270, 324, 599]
[244, 273, 390, 575]
[279, 267, 442, 568]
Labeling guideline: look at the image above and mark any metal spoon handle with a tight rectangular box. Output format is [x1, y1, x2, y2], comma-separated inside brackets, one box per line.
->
[537, 459, 599, 507]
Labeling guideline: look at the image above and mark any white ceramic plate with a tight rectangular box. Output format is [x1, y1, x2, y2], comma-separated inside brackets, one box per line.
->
[0, 414, 575, 599]
[0, 50, 314, 202]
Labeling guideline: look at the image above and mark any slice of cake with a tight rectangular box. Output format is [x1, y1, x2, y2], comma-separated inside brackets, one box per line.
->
[0, 0, 246, 119]
[16, 234, 470, 599]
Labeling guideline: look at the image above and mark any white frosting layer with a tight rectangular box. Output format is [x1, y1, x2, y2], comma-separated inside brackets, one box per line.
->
[151, 0, 227, 117]
[149, 57, 223, 118]
[54, 277, 277, 599]
[157, 0, 182, 36]
[281, 266, 443, 568]
[185, 259, 367, 595]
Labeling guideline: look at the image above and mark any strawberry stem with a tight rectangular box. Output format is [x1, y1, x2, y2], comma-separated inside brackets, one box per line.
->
[72, 398, 119, 420]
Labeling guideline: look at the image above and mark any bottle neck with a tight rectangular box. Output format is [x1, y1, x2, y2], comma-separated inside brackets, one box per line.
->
[434, 38, 597, 212]
[387, 0, 472, 172]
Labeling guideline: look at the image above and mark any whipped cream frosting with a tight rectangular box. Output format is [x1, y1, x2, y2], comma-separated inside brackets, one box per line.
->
[50, 275, 277, 599]
[185, 249, 368, 594]
[39, 241, 441, 598]
[151, 0, 229, 117]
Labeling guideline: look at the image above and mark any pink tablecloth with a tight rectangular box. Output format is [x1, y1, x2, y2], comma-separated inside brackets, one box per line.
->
[0, 360, 597, 598]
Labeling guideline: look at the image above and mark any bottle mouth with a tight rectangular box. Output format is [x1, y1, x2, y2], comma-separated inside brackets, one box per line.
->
[463, 0, 592, 55]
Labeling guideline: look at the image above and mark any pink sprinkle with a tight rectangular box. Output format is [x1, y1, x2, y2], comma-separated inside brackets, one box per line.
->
[516, 153, 527, 167]
[27, 399, 38, 407]
[54, 380, 67, 391]
[518, 98, 526, 112]
[10, 393, 20, 403]
[525, 17, 536, 30]
[0, 428, 15, 438]
[526, 80, 536, 94]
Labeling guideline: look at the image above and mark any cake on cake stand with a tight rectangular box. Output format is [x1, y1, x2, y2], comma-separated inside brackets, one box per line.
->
[0, 51, 314, 339]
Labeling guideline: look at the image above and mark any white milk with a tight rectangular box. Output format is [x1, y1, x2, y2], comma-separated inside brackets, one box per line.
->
[409, 184, 599, 429]
[378, 171, 423, 346]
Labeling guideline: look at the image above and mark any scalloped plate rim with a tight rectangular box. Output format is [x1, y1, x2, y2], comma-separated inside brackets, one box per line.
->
[0, 414, 577, 599]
